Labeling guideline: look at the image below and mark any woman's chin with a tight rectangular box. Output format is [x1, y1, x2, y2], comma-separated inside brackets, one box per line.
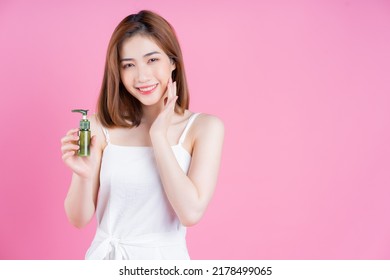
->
[138, 97, 164, 107]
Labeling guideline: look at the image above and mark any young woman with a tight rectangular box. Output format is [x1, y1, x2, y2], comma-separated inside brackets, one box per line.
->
[61, 10, 224, 260]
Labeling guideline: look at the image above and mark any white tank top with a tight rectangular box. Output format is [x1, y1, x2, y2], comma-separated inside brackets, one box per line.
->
[85, 113, 201, 260]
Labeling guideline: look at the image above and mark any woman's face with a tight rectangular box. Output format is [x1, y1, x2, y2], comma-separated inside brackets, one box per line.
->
[119, 34, 176, 107]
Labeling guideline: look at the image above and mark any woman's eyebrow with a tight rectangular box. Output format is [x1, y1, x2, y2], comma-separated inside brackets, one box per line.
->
[120, 51, 161, 62]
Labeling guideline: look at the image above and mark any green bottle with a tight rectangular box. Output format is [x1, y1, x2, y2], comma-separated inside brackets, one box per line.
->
[71, 109, 91, 157]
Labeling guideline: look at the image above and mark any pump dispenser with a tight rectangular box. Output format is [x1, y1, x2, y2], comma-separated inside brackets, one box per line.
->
[71, 109, 91, 156]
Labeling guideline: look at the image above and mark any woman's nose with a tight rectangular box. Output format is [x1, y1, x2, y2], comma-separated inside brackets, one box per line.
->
[136, 64, 151, 82]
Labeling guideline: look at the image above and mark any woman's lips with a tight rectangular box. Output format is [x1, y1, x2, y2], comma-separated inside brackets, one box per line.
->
[137, 84, 158, 95]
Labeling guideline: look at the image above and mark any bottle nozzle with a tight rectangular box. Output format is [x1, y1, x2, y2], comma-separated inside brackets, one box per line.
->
[72, 109, 90, 130]
[72, 109, 89, 119]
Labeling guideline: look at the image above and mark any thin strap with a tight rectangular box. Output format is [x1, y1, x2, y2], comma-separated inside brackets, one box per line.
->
[101, 126, 110, 143]
[178, 113, 201, 145]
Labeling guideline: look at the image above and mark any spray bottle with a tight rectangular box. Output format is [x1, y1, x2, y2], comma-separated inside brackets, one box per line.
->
[71, 109, 91, 156]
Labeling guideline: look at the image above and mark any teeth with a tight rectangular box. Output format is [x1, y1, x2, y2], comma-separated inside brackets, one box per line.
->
[138, 84, 157, 92]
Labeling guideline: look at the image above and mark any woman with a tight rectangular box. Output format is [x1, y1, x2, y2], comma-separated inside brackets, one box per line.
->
[61, 10, 224, 260]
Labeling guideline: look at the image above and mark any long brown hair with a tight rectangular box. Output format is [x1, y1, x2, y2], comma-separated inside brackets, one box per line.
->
[96, 10, 189, 127]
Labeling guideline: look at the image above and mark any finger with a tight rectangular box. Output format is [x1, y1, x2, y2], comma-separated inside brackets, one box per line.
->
[62, 151, 76, 161]
[162, 80, 171, 105]
[61, 134, 79, 145]
[66, 128, 79, 136]
[165, 95, 178, 111]
[62, 129, 79, 144]
[170, 79, 176, 99]
[173, 81, 177, 97]
[61, 143, 80, 154]
[167, 77, 173, 99]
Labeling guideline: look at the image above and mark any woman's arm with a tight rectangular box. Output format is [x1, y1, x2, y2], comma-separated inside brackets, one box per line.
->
[150, 79, 224, 226]
[151, 111, 224, 226]
[62, 115, 104, 228]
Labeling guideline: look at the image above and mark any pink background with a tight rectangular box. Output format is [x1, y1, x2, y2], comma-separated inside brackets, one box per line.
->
[0, 0, 389, 259]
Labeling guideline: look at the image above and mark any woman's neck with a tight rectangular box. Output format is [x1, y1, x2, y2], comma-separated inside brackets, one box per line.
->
[140, 100, 165, 126]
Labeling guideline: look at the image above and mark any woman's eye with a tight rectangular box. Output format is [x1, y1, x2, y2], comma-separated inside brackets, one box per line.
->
[149, 58, 159, 63]
[123, 63, 134, 69]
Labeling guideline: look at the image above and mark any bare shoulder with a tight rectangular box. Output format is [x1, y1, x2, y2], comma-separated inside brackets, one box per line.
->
[88, 114, 107, 151]
[88, 114, 101, 133]
[189, 113, 224, 162]
[193, 113, 225, 139]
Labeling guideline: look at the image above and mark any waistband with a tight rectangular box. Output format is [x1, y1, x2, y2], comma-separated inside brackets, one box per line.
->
[85, 228, 186, 260]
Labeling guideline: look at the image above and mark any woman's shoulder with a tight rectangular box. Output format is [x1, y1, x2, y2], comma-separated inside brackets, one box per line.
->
[88, 113, 103, 132]
[194, 112, 224, 128]
[192, 112, 224, 137]
[88, 113, 107, 150]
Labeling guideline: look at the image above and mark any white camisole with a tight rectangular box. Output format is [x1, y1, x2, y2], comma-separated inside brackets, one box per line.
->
[85, 113, 201, 260]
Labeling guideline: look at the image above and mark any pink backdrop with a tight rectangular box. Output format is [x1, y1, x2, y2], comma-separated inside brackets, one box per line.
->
[1, 0, 389, 259]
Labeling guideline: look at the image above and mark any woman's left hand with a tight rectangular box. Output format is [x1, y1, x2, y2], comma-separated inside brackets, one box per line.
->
[150, 77, 178, 138]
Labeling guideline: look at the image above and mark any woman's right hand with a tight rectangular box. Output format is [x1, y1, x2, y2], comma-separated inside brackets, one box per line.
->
[61, 128, 98, 179]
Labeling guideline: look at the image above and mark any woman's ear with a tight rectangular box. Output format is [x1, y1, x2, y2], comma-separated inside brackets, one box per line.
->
[170, 58, 176, 71]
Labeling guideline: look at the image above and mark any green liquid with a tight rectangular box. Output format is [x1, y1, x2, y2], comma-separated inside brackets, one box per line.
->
[78, 130, 91, 156]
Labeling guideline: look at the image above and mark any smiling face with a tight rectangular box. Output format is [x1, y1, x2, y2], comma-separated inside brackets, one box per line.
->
[119, 34, 176, 107]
